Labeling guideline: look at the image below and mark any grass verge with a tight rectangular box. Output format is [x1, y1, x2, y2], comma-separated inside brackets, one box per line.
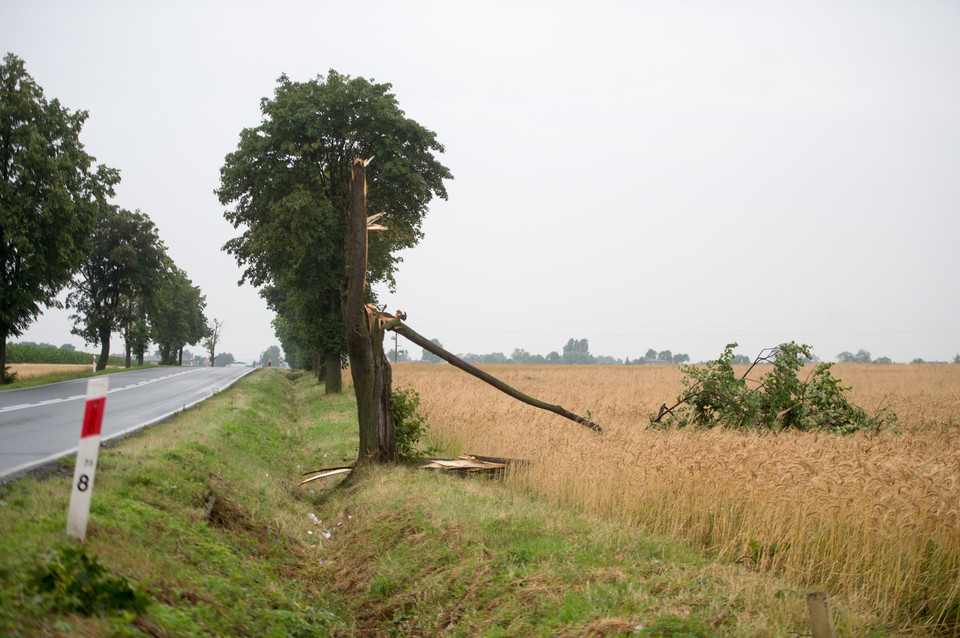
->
[0, 370, 893, 636]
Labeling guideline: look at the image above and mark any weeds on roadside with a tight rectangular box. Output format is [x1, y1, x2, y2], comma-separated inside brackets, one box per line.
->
[27, 544, 149, 616]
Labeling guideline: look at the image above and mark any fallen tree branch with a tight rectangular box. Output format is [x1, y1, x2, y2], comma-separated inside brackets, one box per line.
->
[385, 318, 602, 433]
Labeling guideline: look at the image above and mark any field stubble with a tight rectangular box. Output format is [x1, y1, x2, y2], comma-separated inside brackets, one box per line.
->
[394, 363, 960, 635]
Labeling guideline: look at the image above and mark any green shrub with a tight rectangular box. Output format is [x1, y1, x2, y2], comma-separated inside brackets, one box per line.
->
[391, 387, 440, 459]
[653, 342, 897, 434]
[27, 544, 149, 616]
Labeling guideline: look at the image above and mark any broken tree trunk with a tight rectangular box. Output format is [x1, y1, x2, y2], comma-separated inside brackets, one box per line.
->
[342, 157, 398, 463]
[382, 315, 602, 432]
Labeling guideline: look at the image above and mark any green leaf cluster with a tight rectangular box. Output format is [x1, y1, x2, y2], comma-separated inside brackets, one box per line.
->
[390, 386, 439, 459]
[655, 342, 897, 434]
[27, 544, 149, 616]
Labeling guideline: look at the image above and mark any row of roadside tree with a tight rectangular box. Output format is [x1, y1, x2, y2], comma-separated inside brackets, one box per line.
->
[0, 53, 208, 382]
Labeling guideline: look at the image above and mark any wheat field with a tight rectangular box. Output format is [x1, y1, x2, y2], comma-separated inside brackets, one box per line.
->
[392, 363, 960, 635]
[7, 363, 95, 380]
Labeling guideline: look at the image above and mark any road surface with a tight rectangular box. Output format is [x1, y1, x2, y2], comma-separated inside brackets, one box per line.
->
[0, 366, 254, 481]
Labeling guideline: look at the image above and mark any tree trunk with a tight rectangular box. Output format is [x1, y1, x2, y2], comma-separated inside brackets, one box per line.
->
[342, 158, 397, 464]
[97, 327, 110, 371]
[323, 352, 342, 394]
[124, 337, 132, 369]
[0, 336, 7, 384]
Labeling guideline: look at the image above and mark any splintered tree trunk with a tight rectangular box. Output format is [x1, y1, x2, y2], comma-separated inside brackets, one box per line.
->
[342, 158, 397, 464]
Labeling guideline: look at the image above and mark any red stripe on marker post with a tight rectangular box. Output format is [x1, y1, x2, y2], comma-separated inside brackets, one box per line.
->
[80, 396, 107, 438]
[66, 377, 109, 540]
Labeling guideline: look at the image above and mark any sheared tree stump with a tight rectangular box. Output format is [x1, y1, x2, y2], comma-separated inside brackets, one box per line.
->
[342, 158, 397, 463]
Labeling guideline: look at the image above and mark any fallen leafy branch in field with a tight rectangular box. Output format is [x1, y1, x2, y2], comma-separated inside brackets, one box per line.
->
[652, 342, 898, 434]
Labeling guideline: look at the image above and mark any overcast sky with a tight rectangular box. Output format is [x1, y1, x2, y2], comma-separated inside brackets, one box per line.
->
[4, 1, 959, 364]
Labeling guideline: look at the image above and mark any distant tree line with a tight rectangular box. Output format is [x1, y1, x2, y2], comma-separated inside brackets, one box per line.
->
[395, 340, 952, 367]
[410, 337, 691, 366]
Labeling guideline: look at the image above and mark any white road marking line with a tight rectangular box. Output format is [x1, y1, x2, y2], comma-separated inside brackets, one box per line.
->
[0, 369, 202, 414]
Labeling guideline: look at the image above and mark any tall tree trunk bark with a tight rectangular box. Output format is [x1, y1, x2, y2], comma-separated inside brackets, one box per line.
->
[342, 158, 397, 464]
[97, 327, 110, 371]
[0, 336, 7, 384]
[124, 336, 132, 369]
[323, 352, 342, 394]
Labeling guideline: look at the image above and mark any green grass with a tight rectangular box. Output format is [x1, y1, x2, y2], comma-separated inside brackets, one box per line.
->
[0, 370, 893, 636]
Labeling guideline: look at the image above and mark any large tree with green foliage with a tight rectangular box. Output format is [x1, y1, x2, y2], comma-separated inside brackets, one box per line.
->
[67, 207, 166, 370]
[217, 70, 451, 393]
[149, 264, 207, 365]
[0, 53, 118, 381]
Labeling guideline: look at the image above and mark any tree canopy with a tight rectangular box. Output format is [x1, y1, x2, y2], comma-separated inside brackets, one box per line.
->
[150, 264, 207, 365]
[217, 70, 451, 392]
[67, 206, 166, 370]
[0, 53, 118, 381]
[214, 352, 235, 367]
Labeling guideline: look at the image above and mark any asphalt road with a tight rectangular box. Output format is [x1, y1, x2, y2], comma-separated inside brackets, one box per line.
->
[0, 366, 255, 481]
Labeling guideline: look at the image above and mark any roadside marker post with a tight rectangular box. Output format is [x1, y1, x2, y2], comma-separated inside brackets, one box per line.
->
[66, 376, 109, 541]
[92, 356, 96, 373]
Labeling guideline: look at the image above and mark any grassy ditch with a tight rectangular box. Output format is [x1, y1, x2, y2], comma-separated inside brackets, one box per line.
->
[0, 371, 891, 636]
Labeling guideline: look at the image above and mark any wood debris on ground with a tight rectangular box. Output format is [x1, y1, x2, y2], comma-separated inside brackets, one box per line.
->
[419, 455, 510, 473]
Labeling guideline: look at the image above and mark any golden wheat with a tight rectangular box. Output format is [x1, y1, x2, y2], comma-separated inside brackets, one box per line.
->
[7, 363, 94, 380]
[393, 362, 960, 635]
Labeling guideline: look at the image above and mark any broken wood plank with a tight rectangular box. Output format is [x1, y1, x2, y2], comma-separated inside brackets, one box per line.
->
[301, 465, 355, 476]
[420, 455, 507, 472]
[299, 468, 352, 486]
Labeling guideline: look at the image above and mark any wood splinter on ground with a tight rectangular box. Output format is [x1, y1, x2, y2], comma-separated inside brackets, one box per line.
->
[420, 455, 510, 473]
[297, 455, 526, 487]
[299, 467, 353, 486]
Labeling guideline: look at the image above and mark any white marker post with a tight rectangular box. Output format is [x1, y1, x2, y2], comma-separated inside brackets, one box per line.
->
[92, 355, 96, 373]
[66, 376, 109, 540]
